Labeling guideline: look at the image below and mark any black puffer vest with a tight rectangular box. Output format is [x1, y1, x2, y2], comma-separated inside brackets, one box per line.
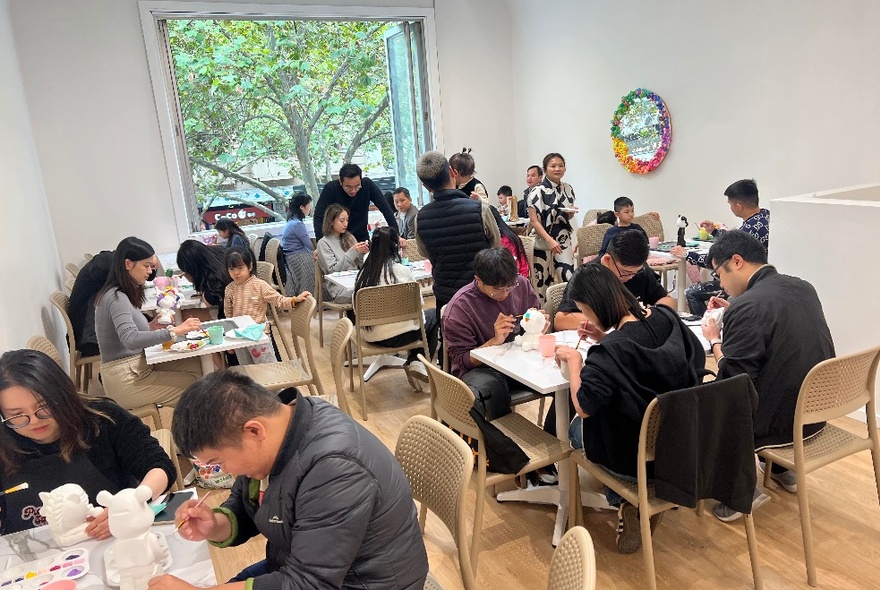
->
[416, 188, 488, 305]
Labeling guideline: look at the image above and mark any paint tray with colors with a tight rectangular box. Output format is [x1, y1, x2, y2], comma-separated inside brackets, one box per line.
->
[0, 547, 89, 589]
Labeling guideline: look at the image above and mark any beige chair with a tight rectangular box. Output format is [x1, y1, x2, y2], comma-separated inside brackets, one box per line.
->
[65, 262, 81, 279]
[229, 295, 325, 397]
[315, 256, 353, 348]
[263, 238, 285, 293]
[575, 224, 611, 268]
[758, 346, 880, 587]
[569, 397, 763, 590]
[421, 356, 571, 572]
[83, 253, 94, 261]
[396, 415, 476, 590]
[64, 276, 76, 294]
[547, 526, 596, 590]
[255, 260, 274, 285]
[150, 428, 185, 492]
[353, 282, 430, 420]
[402, 241, 434, 299]
[582, 209, 608, 226]
[49, 291, 101, 392]
[544, 282, 568, 332]
[255, 261, 296, 360]
[312, 317, 355, 415]
[26, 336, 66, 368]
[633, 213, 665, 241]
[520, 234, 536, 279]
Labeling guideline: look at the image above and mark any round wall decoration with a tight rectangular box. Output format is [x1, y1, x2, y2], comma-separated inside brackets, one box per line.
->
[610, 88, 671, 174]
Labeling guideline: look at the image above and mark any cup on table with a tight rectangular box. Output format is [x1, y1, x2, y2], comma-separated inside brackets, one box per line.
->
[206, 325, 224, 345]
[648, 236, 660, 249]
[538, 334, 556, 358]
[698, 228, 710, 240]
[423, 260, 433, 273]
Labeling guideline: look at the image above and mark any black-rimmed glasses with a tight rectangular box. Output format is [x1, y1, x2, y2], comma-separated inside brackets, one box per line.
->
[611, 258, 640, 279]
[2, 406, 52, 429]
[711, 258, 731, 280]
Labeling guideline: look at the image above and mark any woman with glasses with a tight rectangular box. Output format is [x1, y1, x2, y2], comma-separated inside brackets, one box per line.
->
[0, 349, 175, 536]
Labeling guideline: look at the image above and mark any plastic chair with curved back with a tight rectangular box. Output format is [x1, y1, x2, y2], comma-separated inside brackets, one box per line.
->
[402, 241, 434, 299]
[633, 213, 676, 286]
[758, 345, 880, 587]
[229, 295, 325, 397]
[49, 291, 100, 392]
[65, 262, 80, 279]
[544, 282, 568, 333]
[396, 415, 476, 590]
[315, 256, 353, 348]
[520, 235, 536, 282]
[547, 526, 596, 590]
[25, 336, 66, 369]
[575, 224, 611, 268]
[582, 209, 608, 226]
[311, 316, 354, 415]
[263, 238, 285, 294]
[419, 354, 571, 574]
[64, 276, 76, 294]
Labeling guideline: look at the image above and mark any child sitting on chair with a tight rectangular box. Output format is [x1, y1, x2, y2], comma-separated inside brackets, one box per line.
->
[598, 197, 650, 257]
[224, 247, 310, 364]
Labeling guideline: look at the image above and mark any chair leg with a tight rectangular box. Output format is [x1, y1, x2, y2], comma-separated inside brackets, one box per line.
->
[762, 459, 773, 488]
[743, 513, 764, 589]
[568, 460, 582, 528]
[870, 444, 880, 508]
[357, 345, 368, 421]
[318, 309, 324, 348]
[470, 481, 486, 574]
[536, 396, 546, 427]
[418, 503, 427, 533]
[348, 342, 355, 392]
[695, 499, 704, 517]
[640, 506, 658, 590]
[796, 473, 818, 586]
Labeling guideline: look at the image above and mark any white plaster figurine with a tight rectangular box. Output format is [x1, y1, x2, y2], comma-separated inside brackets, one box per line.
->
[513, 308, 546, 351]
[97, 485, 169, 590]
[154, 284, 180, 325]
[38, 483, 103, 547]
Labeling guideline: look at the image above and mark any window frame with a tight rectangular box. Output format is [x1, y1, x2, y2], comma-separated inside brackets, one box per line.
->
[138, 1, 445, 240]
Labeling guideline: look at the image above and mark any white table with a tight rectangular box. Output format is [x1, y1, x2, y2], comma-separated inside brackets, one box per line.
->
[144, 315, 271, 375]
[650, 243, 710, 312]
[470, 330, 611, 546]
[0, 522, 216, 589]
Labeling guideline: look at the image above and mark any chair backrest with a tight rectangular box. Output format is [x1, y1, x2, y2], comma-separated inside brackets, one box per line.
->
[65, 262, 80, 279]
[544, 282, 568, 332]
[633, 213, 665, 241]
[795, 345, 880, 427]
[83, 253, 94, 261]
[287, 294, 318, 363]
[329, 317, 354, 416]
[420, 354, 482, 442]
[354, 283, 423, 329]
[64, 276, 76, 294]
[576, 224, 612, 262]
[396, 415, 476, 590]
[547, 526, 597, 590]
[638, 398, 663, 465]
[582, 209, 608, 226]
[48, 291, 77, 376]
[314, 256, 326, 309]
[255, 261, 275, 285]
[25, 336, 65, 370]
[520, 235, 535, 280]
[403, 240, 425, 262]
[264, 238, 284, 290]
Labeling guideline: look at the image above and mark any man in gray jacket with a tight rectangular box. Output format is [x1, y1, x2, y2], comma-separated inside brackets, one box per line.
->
[154, 371, 428, 590]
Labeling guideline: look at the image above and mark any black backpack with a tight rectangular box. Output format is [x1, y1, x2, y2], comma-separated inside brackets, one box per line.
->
[258, 232, 287, 286]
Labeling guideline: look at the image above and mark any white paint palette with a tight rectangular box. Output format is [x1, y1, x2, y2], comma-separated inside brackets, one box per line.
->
[0, 547, 89, 589]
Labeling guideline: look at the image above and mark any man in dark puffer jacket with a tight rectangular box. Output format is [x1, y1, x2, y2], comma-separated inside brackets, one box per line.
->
[159, 371, 428, 590]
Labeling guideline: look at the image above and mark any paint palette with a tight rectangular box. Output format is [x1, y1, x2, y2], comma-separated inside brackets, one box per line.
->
[0, 547, 89, 589]
[103, 533, 172, 587]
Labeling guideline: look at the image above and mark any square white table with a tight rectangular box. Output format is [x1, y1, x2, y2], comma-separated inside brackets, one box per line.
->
[469, 330, 611, 546]
[144, 315, 271, 375]
[0, 522, 216, 589]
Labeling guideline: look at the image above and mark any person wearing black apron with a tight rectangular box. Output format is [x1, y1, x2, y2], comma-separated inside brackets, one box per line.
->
[0, 349, 176, 537]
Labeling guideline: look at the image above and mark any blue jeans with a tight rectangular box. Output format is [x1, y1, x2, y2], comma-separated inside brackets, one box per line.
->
[569, 415, 637, 507]
[228, 560, 271, 582]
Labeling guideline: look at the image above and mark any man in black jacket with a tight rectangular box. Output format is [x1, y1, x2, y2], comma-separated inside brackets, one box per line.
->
[312, 163, 398, 242]
[702, 230, 835, 522]
[157, 372, 428, 590]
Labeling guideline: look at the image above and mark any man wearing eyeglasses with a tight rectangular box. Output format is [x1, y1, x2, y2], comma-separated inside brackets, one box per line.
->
[312, 163, 399, 243]
[700, 230, 834, 522]
[555, 231, 675, 332]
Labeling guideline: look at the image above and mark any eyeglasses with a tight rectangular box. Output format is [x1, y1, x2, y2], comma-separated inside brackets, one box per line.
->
[488, 284, 518, 295]
[2, 405, 52, 429]
[611, 258, 640, 279]
[711, 258, 731, 280]
[341, 182, 362, 194]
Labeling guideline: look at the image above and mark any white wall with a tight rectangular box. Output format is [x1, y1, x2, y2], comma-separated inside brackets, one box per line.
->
[0, 0, 64, 353]
[8, 0, 517, 266]
[508, 0, 880, 233]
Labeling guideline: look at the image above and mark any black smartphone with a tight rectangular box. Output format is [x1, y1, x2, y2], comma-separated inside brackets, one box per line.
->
[153, 490, 197, 524]
[679, 314, 702, 322]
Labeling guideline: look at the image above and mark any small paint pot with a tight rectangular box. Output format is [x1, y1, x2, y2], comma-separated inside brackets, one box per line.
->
[42, 580, 77, 590]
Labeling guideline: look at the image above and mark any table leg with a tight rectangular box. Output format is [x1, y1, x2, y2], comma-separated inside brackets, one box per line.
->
[199, 355, 213, 375]
[677, 257, 688, 312]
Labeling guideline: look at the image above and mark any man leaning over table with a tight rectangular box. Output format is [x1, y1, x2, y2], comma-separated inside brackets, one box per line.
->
[555, 231, 675, 331]
[148, 371, 428, 590]
[700, 230, 835, 523]
[312, 163, 399, 244]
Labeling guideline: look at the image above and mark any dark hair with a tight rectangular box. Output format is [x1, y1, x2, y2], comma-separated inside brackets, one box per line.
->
[567, 264, 645, 331]
[724, 179, 759, 208]
[606, 230, 650, 267]
[449, 148, 476, 177]
[497, 185, 513, 197]
[97, 236, 155, 308]
[707, 229, 768, 268]
[488, 206, 528, 263]
[542, 152, 566, 170]
[596, 210, 616, 225]
[225, 246, 256, 275]
[417, 151, 452, 192]
[214, 217, 248, 244]
[474, 248, 518, 287]
[176, 240, 231, 301]
[0, 350, 106, 477]
[613, 196, 634, 212]
[393, 187, 411, 200]
[339, 163, 362, 181]
[527, 165, 543, 176]
[288, 192, 312, 221]
[321, 204, 356, 250]
[354, 227, 401, 292]
[171, 371, 282, 458]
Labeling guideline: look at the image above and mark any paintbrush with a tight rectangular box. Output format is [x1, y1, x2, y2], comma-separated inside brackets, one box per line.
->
[175, 489, 215, 531]
[0, 483, 29, 497]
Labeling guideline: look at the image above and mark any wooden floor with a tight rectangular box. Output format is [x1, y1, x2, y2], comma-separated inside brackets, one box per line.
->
[186, 312, 880, 589]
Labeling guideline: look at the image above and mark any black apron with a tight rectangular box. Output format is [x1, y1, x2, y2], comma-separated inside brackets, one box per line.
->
[2, 452, 116, 534]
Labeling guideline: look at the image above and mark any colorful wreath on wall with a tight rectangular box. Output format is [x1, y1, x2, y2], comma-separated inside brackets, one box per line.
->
[610, 88, 671, 174]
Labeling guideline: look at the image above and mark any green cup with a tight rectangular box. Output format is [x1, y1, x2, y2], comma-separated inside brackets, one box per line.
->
[206, 325, 224, 345]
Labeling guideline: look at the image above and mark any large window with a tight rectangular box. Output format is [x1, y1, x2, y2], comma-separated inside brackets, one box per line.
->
[140, 4, 439, 235]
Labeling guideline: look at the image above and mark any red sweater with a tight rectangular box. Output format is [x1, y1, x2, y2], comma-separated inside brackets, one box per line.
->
[501, 235, 529, 277]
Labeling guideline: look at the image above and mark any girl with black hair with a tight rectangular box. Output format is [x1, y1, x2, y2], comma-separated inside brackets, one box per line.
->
[449, 148, 489, 204]
[176, 239, 232, 317]
[489, 206, 529, 277]
[281, 192, 315, 297]
[215, 217, 249, 249]
[354, 227, 439, 389]
[95, 237, 203, 410]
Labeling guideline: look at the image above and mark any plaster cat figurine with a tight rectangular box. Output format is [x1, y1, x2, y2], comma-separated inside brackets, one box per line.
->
[38, 483, 103, 547]
[513, 308, 546, 352]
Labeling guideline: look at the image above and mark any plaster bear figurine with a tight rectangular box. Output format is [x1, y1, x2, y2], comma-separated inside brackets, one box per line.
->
[703, 307, 725, 329]
[38, 483, 103, 547]
[154, 285, 180, 325]
[97, 485, 169, 590]
[513, 308, 546, 352]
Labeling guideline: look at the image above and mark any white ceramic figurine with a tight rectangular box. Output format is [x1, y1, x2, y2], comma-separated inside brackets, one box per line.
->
[38, 483, 103, 547]
[513, 308, 546, 351]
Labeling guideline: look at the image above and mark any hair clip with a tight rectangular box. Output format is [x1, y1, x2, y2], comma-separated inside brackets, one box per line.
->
[461, 147, 472, 155]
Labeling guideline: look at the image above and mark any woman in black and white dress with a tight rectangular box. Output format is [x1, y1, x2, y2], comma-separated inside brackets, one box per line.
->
[527, 152, 577, 301]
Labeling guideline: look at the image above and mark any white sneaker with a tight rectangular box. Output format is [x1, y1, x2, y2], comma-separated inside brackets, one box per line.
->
[759, 463, 798, 493]
[712, 488, 770, 522]
[404, 360, 428, 391]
